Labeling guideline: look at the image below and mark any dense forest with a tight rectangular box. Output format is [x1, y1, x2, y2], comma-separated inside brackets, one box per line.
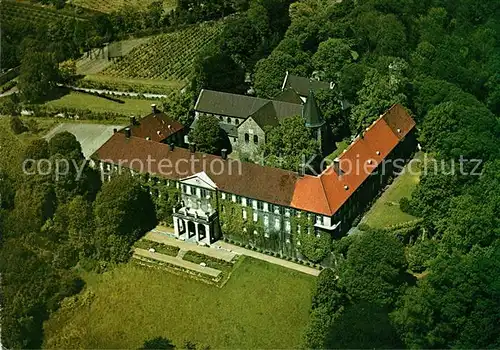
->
[243, 0, 499, 348]
[1, 0, 500, 348]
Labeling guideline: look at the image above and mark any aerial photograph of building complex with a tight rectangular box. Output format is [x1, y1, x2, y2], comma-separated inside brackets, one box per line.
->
[0, 0, 499, 348]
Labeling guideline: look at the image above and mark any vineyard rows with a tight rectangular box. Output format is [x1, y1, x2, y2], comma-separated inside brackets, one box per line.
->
[0, 0, 87, 26]
[101, 22, 223, 82]
[71, 0, 176, 14]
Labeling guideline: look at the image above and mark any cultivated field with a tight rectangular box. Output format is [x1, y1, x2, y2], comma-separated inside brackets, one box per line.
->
[71, 0, 176, 13]
[101, 22, 223, 82]
[43, 258, 315, 349]
[76, 38, 152, 76]
[0, 0, 88, 26]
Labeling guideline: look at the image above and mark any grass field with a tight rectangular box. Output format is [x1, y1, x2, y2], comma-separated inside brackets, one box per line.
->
[72, 0, 176, 14]
[362, 153, 424, 229]
[43, 258, 315, 349]
[0, 117, 27, 177]
[44, 91, 157, 115]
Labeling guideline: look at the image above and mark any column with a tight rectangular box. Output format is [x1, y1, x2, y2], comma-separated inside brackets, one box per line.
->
[173, 217, 179, 237]
[205, 224, 211, 245]
[195, 222, 200, 242]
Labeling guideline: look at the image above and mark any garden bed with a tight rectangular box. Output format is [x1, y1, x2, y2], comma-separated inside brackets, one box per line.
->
[134, 239, 180, 257]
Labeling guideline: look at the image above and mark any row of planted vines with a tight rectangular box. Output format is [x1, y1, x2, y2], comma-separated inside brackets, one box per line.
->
[101, 21, 223, 82]
[0, 0, 86, 25]
[72, 0, 176, 14]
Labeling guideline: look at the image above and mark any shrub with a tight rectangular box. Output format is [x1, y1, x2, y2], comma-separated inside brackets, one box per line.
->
[10, 116, 27, 134]
[407, 239, 439, 273]
[358, 223, 371, 231]
[399, 197, 412, 214]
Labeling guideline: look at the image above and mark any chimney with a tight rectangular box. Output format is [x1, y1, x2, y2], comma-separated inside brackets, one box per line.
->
[169, 143, 175, 151]
[221, 148, 228, 160]
[189, 143, 196, 153]
[130, 116, 136, 125]
[113, 128, 118, 133]
[333, 158, 342, 176]
[125, 127, 131, 138]
[151, 104, 157, 114]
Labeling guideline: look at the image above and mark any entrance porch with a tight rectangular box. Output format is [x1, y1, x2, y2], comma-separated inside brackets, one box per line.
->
[173, 207, 219, 245]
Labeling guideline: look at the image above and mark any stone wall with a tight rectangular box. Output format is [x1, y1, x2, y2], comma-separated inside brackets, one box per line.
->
[237, 117, 265, 158]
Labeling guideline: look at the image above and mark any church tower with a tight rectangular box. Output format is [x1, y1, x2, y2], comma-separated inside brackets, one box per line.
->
[302, 90, 333, 157]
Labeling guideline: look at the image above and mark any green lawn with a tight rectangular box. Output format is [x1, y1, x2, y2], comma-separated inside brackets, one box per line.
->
[326, 139, 350, 160]
[43, 258, 315, 349]
[362, 153, 424, 229]
[44, 91, 157, 115]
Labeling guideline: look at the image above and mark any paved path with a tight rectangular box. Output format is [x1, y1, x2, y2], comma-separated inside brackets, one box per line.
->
[216, 242, 320, 276]
[44, 123, 125, 159]
[134, 248, 221, 278]
[63, 84, 168, 99]
[145, 230, 237, 262]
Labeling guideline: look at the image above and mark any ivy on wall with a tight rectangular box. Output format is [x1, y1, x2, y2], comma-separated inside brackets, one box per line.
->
[139, 174, 180, 226]
[292, 213, 332, 263]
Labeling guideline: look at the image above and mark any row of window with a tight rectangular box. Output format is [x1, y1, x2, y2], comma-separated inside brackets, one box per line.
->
[182, 184, 211, 199]
[244, 133, 258, 144]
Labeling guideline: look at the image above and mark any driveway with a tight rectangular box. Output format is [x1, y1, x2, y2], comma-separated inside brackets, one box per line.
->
[44, 123, 125, 159]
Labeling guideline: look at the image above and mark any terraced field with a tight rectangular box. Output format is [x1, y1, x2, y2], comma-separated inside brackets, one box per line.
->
[101, 22, 223, 82]
[71, 0, 176, 13]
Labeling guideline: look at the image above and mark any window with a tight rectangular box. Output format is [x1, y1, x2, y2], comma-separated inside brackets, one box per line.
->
[253, 212, 258, 222]
[257, 201, 264, 210]
[316, 215, 323, 225]
[219, 116, 223, 121]
[269, 203, 274, 213]
[235, 119, 239, 125]
[247, 198, 253, 207]
[285, 220, 291, 233]
[242, 209, 247, 220]
[254, 135, 258, 144]
[236, 195, 242, 204]
[227, 117, 231, 124]
[285, 208, 291, 217]
[221, 192, 226, 200]
[245, 133, 250, 143]
[200, 189, 208, 198]
[275, 217, 280, 230]
[264, 215, 269, 227]
[182, 184, 187, 193]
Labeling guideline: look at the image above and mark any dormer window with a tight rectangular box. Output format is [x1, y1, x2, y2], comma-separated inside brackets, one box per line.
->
[376, 151, 381, 156]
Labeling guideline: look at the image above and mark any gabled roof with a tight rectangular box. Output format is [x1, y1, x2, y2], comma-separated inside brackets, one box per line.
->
[302, 90, 324, 128]
[247, 100, 303, 129]
[273, 88, 304, 104]
[126, 112, 184, 143]
[93, 133, 300, 207]
[291, 104, 416, 215]
[282, 73, 331, 97]
[194, 89, 269, 118]
[93, 104, 416, 217]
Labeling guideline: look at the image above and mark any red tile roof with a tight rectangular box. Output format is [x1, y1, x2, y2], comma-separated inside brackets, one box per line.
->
[94, 104, 416, 217]
[291, 104, 416, 215]
[126, 112, 184, 143]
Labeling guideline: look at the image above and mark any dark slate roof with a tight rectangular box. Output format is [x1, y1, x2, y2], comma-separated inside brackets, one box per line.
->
[302, 90, 325, 128]
[273, 88, 304, 104]
[248, 100, 302, 129]
[194, 89, 269, 118]
[282, 73, 331, 97]
[220, 123, 238, 137]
